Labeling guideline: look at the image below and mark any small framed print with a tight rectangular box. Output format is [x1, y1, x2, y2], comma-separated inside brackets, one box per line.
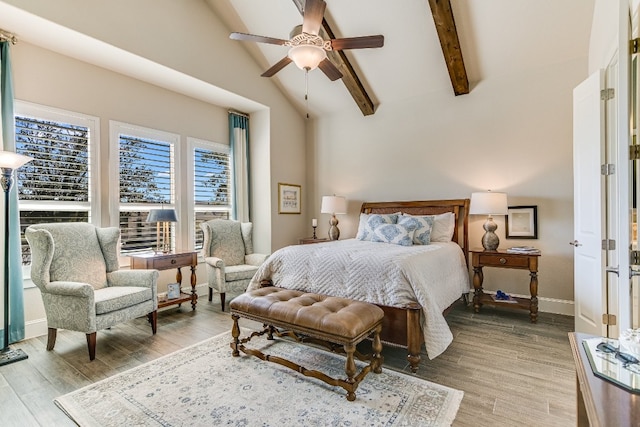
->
[505, 205, 538, 239]
[278, 183, 301, 214]
[167, 283, 181, 299]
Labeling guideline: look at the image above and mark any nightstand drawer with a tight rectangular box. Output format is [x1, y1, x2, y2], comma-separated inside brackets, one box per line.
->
[476, 253, 530, 268]
[151, 253, 195, 269]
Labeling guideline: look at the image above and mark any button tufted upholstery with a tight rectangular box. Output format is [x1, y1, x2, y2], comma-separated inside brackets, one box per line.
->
[231, 287, 384, 342]
[230, 286, 384, 401]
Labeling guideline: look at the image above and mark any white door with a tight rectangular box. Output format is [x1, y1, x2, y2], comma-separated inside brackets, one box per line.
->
[573, 69, 608, 336]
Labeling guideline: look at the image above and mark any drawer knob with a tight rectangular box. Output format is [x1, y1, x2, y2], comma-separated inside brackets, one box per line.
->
[171, 259, 177, 264]
[499, 258, 507, 264]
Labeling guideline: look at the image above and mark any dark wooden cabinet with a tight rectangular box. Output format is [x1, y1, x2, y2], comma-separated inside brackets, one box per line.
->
[569, 332, 640, 426]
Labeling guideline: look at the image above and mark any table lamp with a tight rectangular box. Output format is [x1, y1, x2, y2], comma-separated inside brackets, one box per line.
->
[469, 191, 508, 251]
[321, 195, 347, 240]
[146, 208, 178, 253]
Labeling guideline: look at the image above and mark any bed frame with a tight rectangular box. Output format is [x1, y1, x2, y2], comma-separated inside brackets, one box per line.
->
[360, 199, 470, 372]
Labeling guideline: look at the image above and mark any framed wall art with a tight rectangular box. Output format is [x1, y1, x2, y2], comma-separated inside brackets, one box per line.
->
[505, 205, 538, 239]
[278, 183, 301, 214]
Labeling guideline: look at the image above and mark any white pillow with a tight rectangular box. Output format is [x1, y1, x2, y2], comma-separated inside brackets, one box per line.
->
[402, 212, 455, 242]
[356, 213, 399, 241]
[398, 215, 434, 245]
[371, 223, 416, 246]
[431, 212, 456, 242]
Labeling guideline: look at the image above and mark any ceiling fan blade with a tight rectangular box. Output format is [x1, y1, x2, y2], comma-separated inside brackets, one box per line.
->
[318, 59, 342, 81]
[301, 0, 326, 35]
[261, 56, 293, 77]
[331, 35, 385, 50]
[230, 32, 288, 46]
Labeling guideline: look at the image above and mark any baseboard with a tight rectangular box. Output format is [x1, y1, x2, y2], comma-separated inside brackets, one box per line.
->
[469, 289, 574, 317]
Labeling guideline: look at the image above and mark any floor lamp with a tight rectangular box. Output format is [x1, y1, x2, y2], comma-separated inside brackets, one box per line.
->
[0, 150, 32, 366]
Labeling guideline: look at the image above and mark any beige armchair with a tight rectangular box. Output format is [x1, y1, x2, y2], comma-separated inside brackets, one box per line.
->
[201, 219, 268, 311]
[25, 223, 159, 361]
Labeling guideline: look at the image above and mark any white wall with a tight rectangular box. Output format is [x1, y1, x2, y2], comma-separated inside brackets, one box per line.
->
[308, 55, 589, 308]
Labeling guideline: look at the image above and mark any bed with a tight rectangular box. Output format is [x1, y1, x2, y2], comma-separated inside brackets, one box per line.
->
[247, 199, 470, 372]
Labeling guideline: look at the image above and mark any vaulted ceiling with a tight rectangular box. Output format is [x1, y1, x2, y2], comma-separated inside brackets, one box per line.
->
[206, 0, 595, 118]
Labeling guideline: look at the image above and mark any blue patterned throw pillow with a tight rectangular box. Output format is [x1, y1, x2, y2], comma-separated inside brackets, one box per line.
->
[356, 213, 399, 241]
[371, 221, 417, 246]
[398, 215, 434, 245]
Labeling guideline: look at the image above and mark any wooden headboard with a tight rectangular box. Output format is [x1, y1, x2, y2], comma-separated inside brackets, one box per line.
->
[360, 199, 470, 263]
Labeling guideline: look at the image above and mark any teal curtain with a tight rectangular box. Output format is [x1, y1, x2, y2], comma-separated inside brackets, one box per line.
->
[229, 113, 250, 222]
[0, 41, 26, 346]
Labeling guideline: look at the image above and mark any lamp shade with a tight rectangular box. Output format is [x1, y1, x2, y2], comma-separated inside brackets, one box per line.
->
[146, 208, 178, 223]
[469, 191, 508, 215]
[321, 195, 347, 214]
[0, 150, 33, 169]
[288, 44, 327, 70]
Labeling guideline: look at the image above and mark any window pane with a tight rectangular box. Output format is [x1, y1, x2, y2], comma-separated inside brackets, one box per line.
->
[194, 210, 230, 250]
[119, 136, 173, 204]
[194, 147, 230, 206]
[19, 211, 89, 265]
[119, 211, 168, 253]
[15, 116, 89, 202]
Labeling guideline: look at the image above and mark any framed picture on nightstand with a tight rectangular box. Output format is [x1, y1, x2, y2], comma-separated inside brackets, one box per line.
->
[167, 283, 181, 299]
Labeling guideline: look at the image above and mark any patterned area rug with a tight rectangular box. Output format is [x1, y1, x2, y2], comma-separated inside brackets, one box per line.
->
[55, 330, 463, 426]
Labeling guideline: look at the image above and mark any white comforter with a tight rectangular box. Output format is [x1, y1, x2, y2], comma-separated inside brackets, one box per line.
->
[248, 239, 470, 359]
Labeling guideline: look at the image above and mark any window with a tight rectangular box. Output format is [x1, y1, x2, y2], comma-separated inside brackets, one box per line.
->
[14, 102, 100, 265]
[187, 138, 232, 250]
[110, 121, 179, 255]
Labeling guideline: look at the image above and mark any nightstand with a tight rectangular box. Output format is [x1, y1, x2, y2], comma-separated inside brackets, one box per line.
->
[299, 237, 329, 244]
[470, 249, 540, 323]
[129, 251, 198, 310]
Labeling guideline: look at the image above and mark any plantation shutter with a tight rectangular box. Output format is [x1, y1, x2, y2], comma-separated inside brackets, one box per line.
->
[193, 144, 231, 249]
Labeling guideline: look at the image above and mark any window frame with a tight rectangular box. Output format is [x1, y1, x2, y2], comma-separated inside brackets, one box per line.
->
[186, 137, 233, 252]
[109, 120, 180, 263]
[14, 101, 101, 285]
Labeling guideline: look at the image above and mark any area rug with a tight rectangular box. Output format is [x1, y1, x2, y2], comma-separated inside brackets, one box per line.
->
[55, 329, 463, 426]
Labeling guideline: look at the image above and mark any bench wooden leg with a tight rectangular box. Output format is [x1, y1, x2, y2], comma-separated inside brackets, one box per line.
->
[344, 343, 357, 402]
[372, 324, 383, 374]
[231, 314, 240, 357]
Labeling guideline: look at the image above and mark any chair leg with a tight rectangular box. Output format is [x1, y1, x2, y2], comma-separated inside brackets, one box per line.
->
[208, 287, 213, 302]
[86, 332, 97, 361]
[46, 328, 57, 351]
[148, 310, 157, 334]
[220, 293, 226, 311]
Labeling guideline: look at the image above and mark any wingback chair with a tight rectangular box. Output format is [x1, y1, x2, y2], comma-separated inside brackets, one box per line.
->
[25, 223, 159, 361]
[201, 219, 268, 311]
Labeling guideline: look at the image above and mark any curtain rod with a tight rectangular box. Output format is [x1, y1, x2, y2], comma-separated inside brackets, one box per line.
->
[228, 109, 249, 118]
[0, 29, 17, 44]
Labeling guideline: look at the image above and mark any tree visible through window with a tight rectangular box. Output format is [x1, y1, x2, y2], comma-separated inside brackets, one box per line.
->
[192, 141, 231, 249]
[15, 112, 95, 265]
[118, 134, 174, 253]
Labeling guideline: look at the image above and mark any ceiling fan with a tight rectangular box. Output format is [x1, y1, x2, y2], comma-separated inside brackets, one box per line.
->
[229, 0, 384, 81]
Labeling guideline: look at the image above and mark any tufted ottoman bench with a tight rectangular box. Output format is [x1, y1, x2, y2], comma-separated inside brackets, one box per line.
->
[229, 286, 384, 401]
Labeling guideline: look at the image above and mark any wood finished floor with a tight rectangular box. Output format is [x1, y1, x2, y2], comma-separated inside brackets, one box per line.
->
[0, 299, 576, 426]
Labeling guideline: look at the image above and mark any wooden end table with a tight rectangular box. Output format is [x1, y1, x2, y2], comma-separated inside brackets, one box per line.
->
[299, 237, 329, 244]
[129, 251, 198, 310]
[471, 249, 540, 322]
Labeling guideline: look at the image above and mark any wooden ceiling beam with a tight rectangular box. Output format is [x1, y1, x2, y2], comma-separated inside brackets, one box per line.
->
[428, 0, 469, 96]
[292, 0, 376, 116]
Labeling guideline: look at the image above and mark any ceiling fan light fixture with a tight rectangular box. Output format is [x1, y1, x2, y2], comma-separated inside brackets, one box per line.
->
[288, 44, 326, 71]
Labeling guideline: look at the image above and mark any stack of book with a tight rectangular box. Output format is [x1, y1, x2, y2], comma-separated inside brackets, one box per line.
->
[507, 246, 541, 255]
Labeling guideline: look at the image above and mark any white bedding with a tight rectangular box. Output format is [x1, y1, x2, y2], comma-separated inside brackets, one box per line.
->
[247, 238, 470, 359]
